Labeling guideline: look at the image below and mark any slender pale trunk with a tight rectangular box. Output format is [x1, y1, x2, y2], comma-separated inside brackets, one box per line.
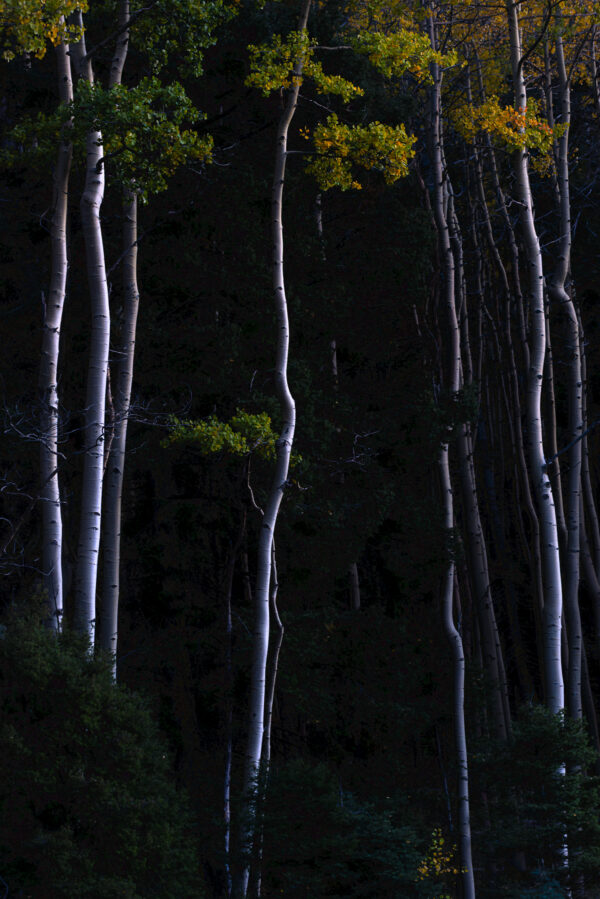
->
[439, 452, 475, 899]
[429, 19, 475, 896]
[98, 190, 138, 665]
[505, 0, 564, 714]
[448, 187, 510, 740]
[547, 30, 582, 720]
[249, 542, 284, 898]
[97, 2, 135, 669]
[39, 39, 73, 628]
[72, 16, 110, 639]
[236, 3, 311, 894]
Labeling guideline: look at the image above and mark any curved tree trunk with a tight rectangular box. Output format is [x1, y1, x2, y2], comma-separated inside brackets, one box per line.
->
[71, 15, 110, 640]
[39, 38, 73, 629]
[547, 28, 582, 720]
[428, 16, 475, 896]
[235, 2, 311, 894]
[505, 0, 564, 714]
[98, 190, 138, 667]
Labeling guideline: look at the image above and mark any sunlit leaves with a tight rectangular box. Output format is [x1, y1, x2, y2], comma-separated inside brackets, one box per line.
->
[304, 113, 416, 190]
[352, 28, 458, 84]
[416, 827, 463, 894]
[246, 29, 363, 101]
[164, 409, 303, 465]
[453, 95, 567, 174]
[0, 0, 86, 60]
[74, 79, 212, 198]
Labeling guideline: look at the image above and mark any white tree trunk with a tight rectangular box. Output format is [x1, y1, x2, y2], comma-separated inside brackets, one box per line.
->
[39, 38, 73, 629]
[72, 16, 110, 640]
[428, 16, 475, 895]
[97, 0, 135, 673]
[236, 3, 311, 895]
[547, 30, 583, 720]
[99, 190, 138, 667]
[505, 0, 564, 714]
[439, 449, 476, 899]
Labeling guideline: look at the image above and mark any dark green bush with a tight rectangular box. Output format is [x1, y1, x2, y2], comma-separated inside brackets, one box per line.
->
[0, 604, 203, 898]
[257, 758, 444, 898]
[472, 704, 600, 898]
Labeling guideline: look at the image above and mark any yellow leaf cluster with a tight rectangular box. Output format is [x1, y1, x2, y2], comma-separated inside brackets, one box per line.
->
[453, 96, 567, 175]
[353, 28, 458, 84]
[0, 0, 87, 60]
[246, 29, 363, 101]
[305, 112, 416, 191]
[416, 827, 465, 893]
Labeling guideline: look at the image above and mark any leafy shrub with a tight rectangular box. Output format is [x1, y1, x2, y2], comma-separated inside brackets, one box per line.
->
[0, 605, 203, 898]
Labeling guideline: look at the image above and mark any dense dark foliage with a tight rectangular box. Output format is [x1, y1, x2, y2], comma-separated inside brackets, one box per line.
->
[0, 605, 203, 898]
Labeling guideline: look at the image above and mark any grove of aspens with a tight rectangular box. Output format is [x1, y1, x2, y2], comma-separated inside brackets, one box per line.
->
[4, 1, 600, 896]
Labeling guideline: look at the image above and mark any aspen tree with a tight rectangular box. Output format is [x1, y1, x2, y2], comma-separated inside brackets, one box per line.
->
[504, 0, 564, 715]
[39, 35, 73, 629]
[71, 10, 111, 639]
[427, 14, 475, 894]
[98, 0, 135, 672]
[236, 5, 312, 891]
[546, 12, 584, 721]
[73, 0, 217, 658]
[0, 2, 84, 628]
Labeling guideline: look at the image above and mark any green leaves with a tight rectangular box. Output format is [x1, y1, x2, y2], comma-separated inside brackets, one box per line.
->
[165, 409, 274, 461]
[0, 0, 87, 60]
[304, 113, 416, 191]
[128, 0, 234, 77]
[73, 78, 212, 199]
[164, 409, 303, 465]
[0, 604, 203, 897]
[352, 28, 458, 83]
[246, 29, 363, 101]
[3, 78, 211, 200]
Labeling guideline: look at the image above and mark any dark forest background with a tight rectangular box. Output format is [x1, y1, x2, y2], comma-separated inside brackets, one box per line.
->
[3, 2, 600, 896]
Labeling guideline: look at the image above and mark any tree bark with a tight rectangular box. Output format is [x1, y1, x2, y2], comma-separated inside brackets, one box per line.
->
[72, 13, 111, 640]
[547, 27, 583, 720]
[235, 2, 311, 894]
[39, 38, 73, 629]
[505, 0, 564, 714]
[429, 16, 475, 895]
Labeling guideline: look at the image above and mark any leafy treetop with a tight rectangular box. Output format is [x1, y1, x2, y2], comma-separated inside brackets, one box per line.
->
[351, 28, 458, 83]
[246, 29, 363, 102]
[127, 0, 234, 77]
[0, 0, 86, 60]
[3, 78, 211, 200]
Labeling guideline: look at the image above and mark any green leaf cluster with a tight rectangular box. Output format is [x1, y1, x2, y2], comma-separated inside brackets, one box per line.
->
[352, 28, 458, 84]
[127, 0, 234, 77]
[0, 603, 203, 898]
[305, 112, 416, 190]
[246, 29, 363, 102]
[164, 408, 303, 465]
[3, 78, 211, 200]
